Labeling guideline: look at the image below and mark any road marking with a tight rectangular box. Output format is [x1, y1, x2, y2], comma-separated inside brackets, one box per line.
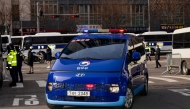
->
[36, 80, 46, 87]
[13, 95, 39, 106]
[168, 89, 190, 96]
[12, 83, 24, 88]
[149, 76, 178, 82]
[163, 76, 190, 81]
[148, 81, 154, 83]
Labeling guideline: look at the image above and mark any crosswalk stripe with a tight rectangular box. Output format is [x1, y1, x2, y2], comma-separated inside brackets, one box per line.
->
[36, 80, 46, 87]
[162, 76, 190, 81]
[12, 83, 24, 88]
[149, 77, 178, 82]
[148, 81, 154, 83]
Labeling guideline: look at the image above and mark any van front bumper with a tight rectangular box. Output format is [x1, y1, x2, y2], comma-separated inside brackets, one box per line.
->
[46, 94, 125, 107]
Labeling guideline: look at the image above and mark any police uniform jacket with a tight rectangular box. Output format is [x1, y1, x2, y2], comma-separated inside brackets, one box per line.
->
[6, 50, 17, 69]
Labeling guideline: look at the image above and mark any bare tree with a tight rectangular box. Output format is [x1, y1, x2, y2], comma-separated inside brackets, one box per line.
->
[95, 0, 140, 29]
[150, 0, 190, 32]
[0, 0, 30, 35]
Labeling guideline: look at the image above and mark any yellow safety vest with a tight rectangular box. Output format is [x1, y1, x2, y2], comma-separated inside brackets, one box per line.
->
[145, 46, 151, 54]
[6, 50, 17, 67]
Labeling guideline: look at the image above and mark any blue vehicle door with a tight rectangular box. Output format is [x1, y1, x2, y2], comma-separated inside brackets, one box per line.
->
[126, 39, 142, 89]
[132, 38, 147, 88]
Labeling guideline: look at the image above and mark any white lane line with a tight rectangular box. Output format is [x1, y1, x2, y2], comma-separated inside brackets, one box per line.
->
[162, 76, 190, 81]
[12, 83, 24, 88]
[36, 80, 46, 87]
[149, 76, 178, 82]
[148, 81, 155, 83]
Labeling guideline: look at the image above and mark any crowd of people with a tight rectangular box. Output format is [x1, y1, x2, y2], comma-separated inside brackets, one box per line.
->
[6, 44, 52, 87]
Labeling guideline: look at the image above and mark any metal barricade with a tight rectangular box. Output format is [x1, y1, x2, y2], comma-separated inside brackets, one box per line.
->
[162, 53, 182, 74]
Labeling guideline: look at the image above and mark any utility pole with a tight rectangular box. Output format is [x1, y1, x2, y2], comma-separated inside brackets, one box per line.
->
[37, 2, 40, 33]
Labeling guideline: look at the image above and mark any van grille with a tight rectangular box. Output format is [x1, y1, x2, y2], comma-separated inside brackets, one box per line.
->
[53, 83, 110, 92]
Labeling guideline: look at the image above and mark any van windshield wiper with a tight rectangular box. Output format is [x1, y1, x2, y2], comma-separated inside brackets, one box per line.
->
[60, 57, 76, 59]
[76, 57, 103, 60]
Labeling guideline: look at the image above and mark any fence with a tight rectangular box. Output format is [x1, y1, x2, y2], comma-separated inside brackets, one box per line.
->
[162, 53, 182, 74]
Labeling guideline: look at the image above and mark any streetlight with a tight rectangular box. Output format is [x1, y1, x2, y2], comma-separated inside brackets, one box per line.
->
[148, 0, 150, 31]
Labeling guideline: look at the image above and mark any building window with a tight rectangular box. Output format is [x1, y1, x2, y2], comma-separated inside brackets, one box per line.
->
[12, 5, 19, 21]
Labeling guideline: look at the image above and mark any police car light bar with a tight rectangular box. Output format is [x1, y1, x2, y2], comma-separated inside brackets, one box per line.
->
[82, 29, 127, 33]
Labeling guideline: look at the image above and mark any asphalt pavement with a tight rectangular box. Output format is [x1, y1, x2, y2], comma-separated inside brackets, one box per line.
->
[0, 58, 190, 109]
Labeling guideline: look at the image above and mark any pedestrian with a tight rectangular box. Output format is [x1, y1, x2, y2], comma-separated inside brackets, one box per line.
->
[154, 45, 161, 68]
[27, 46, 34, 74]
[6, 44, 17, 87]
[15, 46, 23, 83]
[46, 46, 52, 68]
[145, 42, 151, 61]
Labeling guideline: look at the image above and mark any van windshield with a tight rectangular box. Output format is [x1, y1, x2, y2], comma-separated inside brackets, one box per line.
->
[2, 37, 8, 43]
[60, 38, 126, 60]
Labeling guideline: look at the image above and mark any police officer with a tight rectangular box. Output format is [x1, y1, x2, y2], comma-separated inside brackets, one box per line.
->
[6, 44, 17, 87]
[145, 43, 151, 61]
[15, 46, 23, 83]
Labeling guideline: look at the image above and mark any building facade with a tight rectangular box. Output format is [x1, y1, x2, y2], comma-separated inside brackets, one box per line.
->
[0, 0, 189, 35]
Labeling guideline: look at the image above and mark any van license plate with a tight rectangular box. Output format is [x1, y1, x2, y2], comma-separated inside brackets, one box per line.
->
[67, 91, 90, 96]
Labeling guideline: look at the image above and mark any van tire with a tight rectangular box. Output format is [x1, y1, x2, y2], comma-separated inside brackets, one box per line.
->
[39, 51, 46, 64]
[141, 75, 148, 96]
[0, 72, 3, 88]
[181, 61, 189, 75]
[115, 84, 134, 109]
[46, 101, 64, 109]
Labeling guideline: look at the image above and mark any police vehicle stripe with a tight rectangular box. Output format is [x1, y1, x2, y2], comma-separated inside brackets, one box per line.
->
[36, 80, 46, 87]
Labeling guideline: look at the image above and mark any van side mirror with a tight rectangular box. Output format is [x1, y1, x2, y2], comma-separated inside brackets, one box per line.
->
[132, 52, 141, 61]
[55, 52, 61, 59]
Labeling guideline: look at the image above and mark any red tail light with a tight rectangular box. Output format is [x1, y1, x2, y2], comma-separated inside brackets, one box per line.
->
[86, 84, 94, 88]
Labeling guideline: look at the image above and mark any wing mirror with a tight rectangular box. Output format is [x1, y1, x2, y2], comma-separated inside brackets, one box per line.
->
[132, 52, 141, 61]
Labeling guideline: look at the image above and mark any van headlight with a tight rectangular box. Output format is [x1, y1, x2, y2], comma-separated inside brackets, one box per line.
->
[109, 84, 119, 93]
[48, 82, 53, 91]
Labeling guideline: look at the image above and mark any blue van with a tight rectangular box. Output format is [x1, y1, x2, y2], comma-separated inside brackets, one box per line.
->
[46, 32, 148, 109]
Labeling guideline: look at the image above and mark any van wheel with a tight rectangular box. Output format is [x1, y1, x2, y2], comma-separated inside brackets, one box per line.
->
[46, 101, 63, 109]
[141, 75, 148, 96]
[115, 84, 134, 109]
[0, 72, 3, 88]
[39, 51, 46, 64]
[181, 61, 189, 75]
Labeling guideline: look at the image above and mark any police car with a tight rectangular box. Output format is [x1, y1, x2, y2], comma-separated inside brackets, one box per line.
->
[45, 29, 149, 109]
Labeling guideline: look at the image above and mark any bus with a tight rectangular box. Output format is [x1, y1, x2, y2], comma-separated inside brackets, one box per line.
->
[138, 31, 173, 55]
[172, 27, 190, 75]
[11, 33, 83, 59]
